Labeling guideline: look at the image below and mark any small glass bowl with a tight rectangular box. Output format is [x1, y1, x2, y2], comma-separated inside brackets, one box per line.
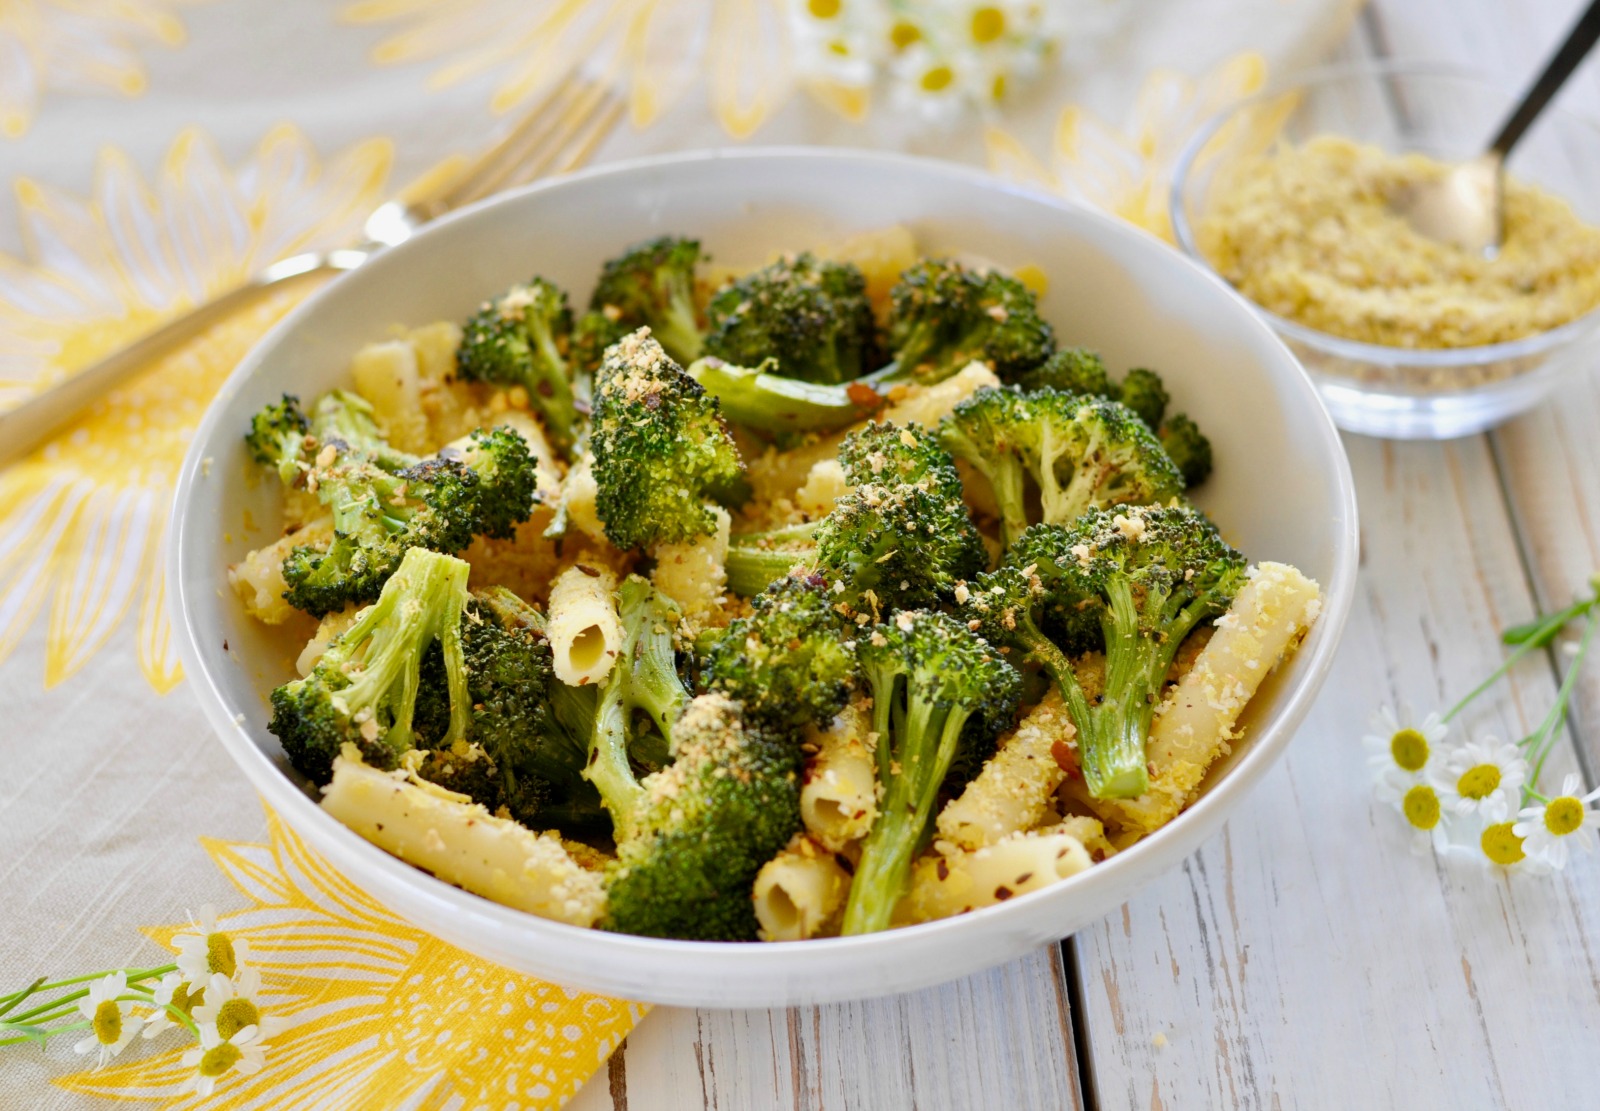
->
[1169, 61, 1600, 439]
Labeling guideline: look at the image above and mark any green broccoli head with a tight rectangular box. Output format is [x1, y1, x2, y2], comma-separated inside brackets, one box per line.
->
[281, 426, 539, 617]
[412, 742, 507, 810]
[700, 575, 858, 734]
[1158, 413, 1214, 487]
[834, 419, 965, 501]
[456, 278, 582, 451]
[961, 506, 1246, 799]
[570, 309, 630, 382]
[940, 385, 1185, 548]
[268, 547, 472, 785]
[589, 236, 706, 365]
[839, 610, 1022, 935]
[885, 258, 1056, 385]
[601, 693, 801, 941]
[246, 394, 311, 483]
[1117, 367, 1169, 430]
[590, 328, 744, 551]
[1018, 347, 1114, 397]
[703, 253, 879, 386]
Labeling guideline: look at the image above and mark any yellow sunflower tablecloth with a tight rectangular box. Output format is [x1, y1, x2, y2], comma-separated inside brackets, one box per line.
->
[0, 2, 1357, 1107]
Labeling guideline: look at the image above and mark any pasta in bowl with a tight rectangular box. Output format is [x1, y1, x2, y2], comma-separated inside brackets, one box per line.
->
[169, 150, 1356, 1006]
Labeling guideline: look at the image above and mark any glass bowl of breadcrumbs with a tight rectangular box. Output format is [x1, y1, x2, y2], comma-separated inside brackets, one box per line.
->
[1170, 61, 1600, 439]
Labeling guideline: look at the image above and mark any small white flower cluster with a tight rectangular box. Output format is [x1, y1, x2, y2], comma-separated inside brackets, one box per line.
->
[1366, 706, 1600, 873]
[789, 0, 1060, 122]
[70, 904, 285, 1098]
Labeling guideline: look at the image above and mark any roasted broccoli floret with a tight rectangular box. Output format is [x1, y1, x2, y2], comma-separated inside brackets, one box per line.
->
[962, 506, 1246, 799]
[723, 421, 985, 611]
[838, 610, 1021, 934]
[584, 577, 800, 940]
[280, 425, 539, 616]
[703, 253, 879, 385]
[685, 356, 883, 442]
[1158, 413, 1214, 487]
[878, 258, 1055, 386]
[570, 309, 629, 384]
[269, 548, 472, 785]
[939, 386, 1185, 549]
[1018, 347, 1113, 397]
[1117, 367, 1169, 431]
[699, 575, 857, 734]
[589, 328, 744, 551]
[589, 236, 706, 365]
[246, 393, 311, 483]
[456, 278, 582, 451]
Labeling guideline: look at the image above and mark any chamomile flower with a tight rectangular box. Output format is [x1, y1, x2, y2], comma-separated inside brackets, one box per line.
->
[174, 904, 248, 991]
[790, 0, 886, 86]
[1475, 821, 1550, 874]
[191, 968, 286, 1041]
[889, 42, 974, 121]
[181, 1022, 267, 1098]
[140, 971, 203, 1039]
[1513, 773, 1600, 871]
[72, 973, 142, 1068]
[1435, 737, 1527, 823]
[1363, 704, 1447, 782]
[1374, 772, 1451, 855]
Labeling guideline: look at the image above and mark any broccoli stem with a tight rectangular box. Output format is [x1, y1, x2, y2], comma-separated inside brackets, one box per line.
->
[656, 288, 704, 366]
[687, 358, 877, 438]
[724, 543, 810, 597]
[585, 673, 645, 839]
[840, 689, 967, 936]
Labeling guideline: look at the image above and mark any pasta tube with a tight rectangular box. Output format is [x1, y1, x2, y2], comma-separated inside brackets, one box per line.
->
[546, 563, 624, 687]
[1094, 562, 1322, 835]
[901, 828, 1093, 924]
[753, 835, 851, 941]
[321, 747, 606, 927]
[651, 506, 730, 625]
[350, 338, 432, 454]
[799, 698, 877, 852]
[937, 687, 1075, 851]
[229, 516, 333, 625]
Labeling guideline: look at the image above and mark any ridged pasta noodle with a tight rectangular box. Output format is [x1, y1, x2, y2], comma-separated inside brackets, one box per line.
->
[938, 687, 1075, 851]
[799, 698, 878, 852]
[752, 835, 851, 941]
[901, 827, 1093, 924]
[320, 747, 606, 927]
[1093, 561, 1322, 835]
[651, 506, 730, 624]
[546, 563, 624, 687]
[229, 515, 333, 625]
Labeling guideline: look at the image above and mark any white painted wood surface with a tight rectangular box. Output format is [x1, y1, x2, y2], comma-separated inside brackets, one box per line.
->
[572, 4, 1600, 1107]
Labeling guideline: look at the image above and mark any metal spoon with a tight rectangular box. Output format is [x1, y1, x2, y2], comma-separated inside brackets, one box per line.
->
[1392, 0, 1600, 255]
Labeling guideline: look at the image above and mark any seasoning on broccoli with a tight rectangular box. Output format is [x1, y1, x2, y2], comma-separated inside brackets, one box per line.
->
[703, 252, 879, 385]
[589, 236, 707, 366]
[878, 257, 1056, 385]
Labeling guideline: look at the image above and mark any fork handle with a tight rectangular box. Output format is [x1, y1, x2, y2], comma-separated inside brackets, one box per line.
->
[1491, 0, 1600, 157]
[0, 252, 366, 470]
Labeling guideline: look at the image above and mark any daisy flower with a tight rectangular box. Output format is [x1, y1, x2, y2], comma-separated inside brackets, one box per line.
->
[141, 971, 202, 1040]
[72, 973, 143, 1068]
[1514, 773, 1600, 871]
[1475, 820, 1550, 875]
[1363, 704, 1447, 783]
[1374, 772, 1451, 856]
[1435, 737, 1527, 823]
[181, 1022, 268, 1098]
[174, 904, 248, 990]
[191, 968, 286, 1041]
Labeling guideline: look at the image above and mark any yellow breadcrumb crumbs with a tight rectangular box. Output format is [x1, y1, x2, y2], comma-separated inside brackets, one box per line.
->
[1198, 135, 1600, 350]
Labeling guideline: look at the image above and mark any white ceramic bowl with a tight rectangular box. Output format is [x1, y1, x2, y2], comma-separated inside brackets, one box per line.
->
[169, 148, 1358, 1008]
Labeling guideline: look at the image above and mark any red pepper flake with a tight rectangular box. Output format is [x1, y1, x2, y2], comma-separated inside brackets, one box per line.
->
[1014, 872, 1033, 885]
[936, 858, 950, 881]
[846, 381, 885, 409]
[1051, 738, 1079, 775]
[994, 886, 1013, 901]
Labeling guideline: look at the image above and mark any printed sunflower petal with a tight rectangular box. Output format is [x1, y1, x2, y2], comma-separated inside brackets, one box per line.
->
[159, 128, 253, 301]
[95, 145, 187, 312]
[44, 484, 153, 687]
[0, 34, 39, 138]
[0, 477, 85, 667]
[706, 0, 793, 139]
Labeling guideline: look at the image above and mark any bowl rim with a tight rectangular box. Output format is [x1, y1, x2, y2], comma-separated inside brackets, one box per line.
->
[168, 145, 1359, 977]
[1168, 57, 1600, 372]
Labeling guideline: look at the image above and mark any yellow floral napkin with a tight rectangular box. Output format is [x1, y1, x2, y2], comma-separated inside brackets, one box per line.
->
[0, 2, 1356, 1107]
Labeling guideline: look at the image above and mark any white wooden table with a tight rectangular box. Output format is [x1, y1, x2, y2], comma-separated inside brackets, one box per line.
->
[571, 4, 1600, 1107]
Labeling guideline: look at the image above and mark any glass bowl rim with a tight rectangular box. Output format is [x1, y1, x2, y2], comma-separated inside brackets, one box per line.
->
[1168, 58, 1600, 368]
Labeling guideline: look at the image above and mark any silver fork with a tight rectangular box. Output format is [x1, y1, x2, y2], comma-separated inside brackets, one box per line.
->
[0, 77, 626, 469]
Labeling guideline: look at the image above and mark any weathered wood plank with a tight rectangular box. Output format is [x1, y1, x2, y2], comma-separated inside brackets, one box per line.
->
[571, 945, 1082, 1110]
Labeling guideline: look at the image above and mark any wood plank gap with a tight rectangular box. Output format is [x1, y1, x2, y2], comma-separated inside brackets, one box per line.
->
[608, 1042, 629, 1111]
[1060, 938, 1100, 1111]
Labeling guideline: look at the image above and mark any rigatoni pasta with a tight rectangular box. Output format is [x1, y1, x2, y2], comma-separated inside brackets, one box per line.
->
[800, 699, 878, 852]
[752, 834, 852, 941]
[546, 563, 624, 687]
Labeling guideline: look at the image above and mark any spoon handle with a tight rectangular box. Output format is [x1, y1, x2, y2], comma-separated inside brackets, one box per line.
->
[1492, 0, 1600, 157]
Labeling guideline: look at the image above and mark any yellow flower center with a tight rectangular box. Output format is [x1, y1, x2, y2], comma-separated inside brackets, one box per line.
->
[207, 932, 237, 978]
[971, 6, 1006, 43]
[1402, 784, 1440, 830]
[199, 1041, 243, 1078]
[216, 998, 261, 1041]
[1481, 822, 1526, 865]
[1457, 764, 1501, 800]
[890, 20, 921, 49]
[92, 1000, 122, 1045]
[920, 65, 954, 92]
[1544, 796, 1586, 836]
[991, 74, 1008, 101]
[828, 39, 851, 56]
[172, 981, 202, 1016]
[808, 0, 841, 18]
[1390, 728, 1428, 772]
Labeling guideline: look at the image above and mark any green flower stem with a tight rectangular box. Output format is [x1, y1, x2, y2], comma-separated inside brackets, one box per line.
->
[0, 1020, 89, 1048]
[0, 979, 45, 1020]
[1445, 602, 1590, 722]
[1520, 610, 1598, 805]
[1, 966, 172, 1027]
